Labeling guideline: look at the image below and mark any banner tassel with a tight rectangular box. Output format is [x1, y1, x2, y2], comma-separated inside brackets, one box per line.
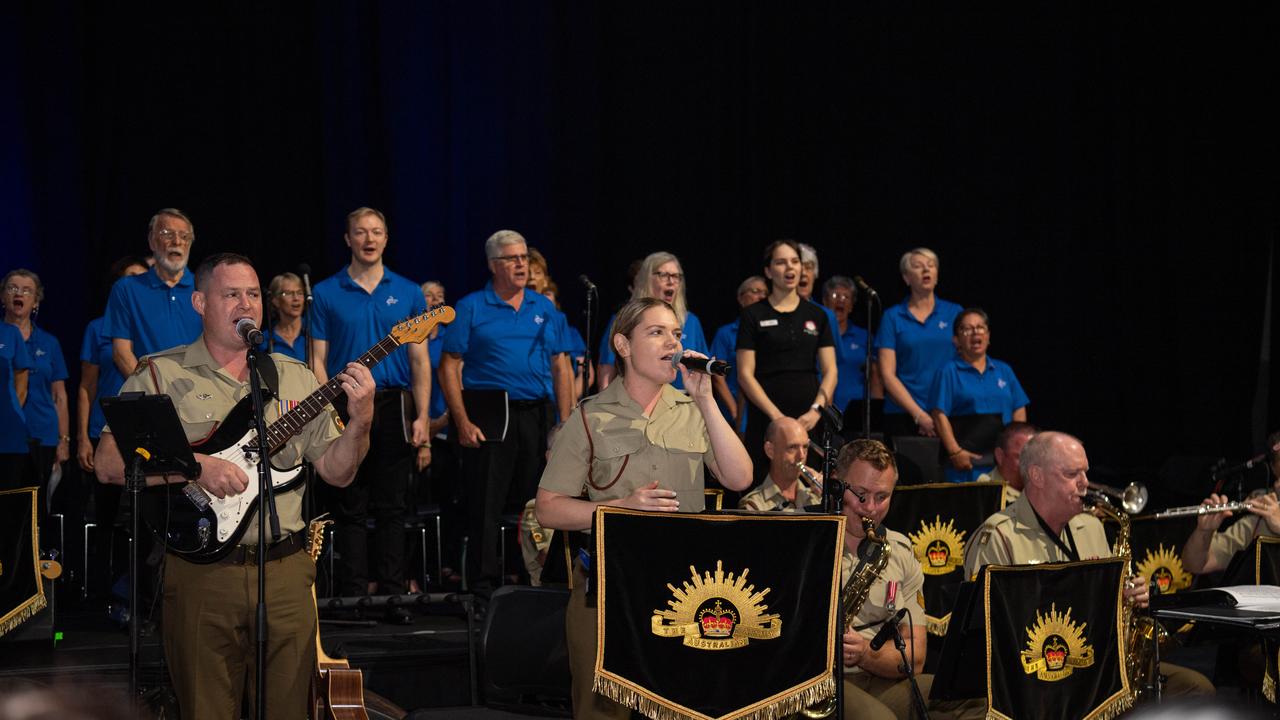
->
[0, 593, 47, 639]
[595, 674, 835, 720]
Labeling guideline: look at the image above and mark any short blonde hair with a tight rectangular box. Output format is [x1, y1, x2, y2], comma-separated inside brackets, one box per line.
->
[631, 251, 687, 324]
[268, 272, 302, 298]
[836, 438, 898, 479]
[898, 247, 939, 274]
[611, 298, 676, 378]
[346, 206, 388, 232]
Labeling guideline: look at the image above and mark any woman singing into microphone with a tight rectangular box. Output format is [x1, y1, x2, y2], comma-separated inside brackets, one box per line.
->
[535, 297, 751, 720]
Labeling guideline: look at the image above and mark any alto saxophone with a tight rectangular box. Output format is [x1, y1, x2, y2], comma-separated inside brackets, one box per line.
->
[799, 516, 893, 719]
[1085, 490, 1164, 703]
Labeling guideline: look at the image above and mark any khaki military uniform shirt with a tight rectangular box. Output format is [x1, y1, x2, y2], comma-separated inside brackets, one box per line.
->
[839, 528, 925, 674]
[1207, 514, 1276, 570]
[113, 337, 342, 542]
[539, 380, 717, 517]
[975, 466, 1020, 505]
[963, 494, 1113, 579]
[738, 474, 821, 512]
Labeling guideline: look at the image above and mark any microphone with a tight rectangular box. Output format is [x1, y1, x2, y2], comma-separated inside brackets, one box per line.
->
[868, 608, 908, 651]
[579, 274, 597, 291]
[236, 318, 265, 347]
[853, 276, 878, 299]
[670, 354, 732, 377]
[298, 263, 313, 303]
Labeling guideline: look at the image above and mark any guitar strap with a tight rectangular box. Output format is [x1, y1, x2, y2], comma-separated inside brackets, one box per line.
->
[255, 355, 280, 401]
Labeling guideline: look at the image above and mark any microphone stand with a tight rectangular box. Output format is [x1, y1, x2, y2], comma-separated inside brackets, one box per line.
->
[820, 404, 845, 719]
[884, 619, 930, 720]
[581, 279, 597, 398]
[245, 342, 280, 720]
[862, 292, 879, 439]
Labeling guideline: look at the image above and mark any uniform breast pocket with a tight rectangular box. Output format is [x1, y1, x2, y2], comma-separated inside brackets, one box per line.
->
[174, 382, 228, 445]
[588, 427, 646, 492]
[661, 430, 710, 488]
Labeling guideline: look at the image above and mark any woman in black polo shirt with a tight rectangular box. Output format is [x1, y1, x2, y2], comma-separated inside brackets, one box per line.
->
[736, 240, 837, 483]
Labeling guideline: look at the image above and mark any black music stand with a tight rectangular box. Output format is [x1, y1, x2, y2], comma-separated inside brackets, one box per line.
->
[930, 578, 987, 702]
[100, 393, 200, 713]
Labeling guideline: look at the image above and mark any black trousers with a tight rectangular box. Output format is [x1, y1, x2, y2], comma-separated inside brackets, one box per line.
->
[461, 400, 551, 587]
[331, 390, 414, 596]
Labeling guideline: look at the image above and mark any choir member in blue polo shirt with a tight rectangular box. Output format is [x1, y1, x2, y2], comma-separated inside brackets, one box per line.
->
[929, 308, 1029, 483]
[3, 269, 69, 509]
[596, 251, 708, 391]
[102, 208, 203, 376]
[540, 281, 592, 402]
[311, 207, 431, 613]
[874, 247, 963, 439]
[822, 275, 881, 416]
[0, 309, 33, 490]
[710, 275, 767, 433]
[261, 272, 308, 362]
[77, 257, 147, 500]
[439, 230, 573, 591]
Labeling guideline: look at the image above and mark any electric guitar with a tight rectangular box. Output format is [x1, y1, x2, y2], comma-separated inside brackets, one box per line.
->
[142, 304, 455, 564]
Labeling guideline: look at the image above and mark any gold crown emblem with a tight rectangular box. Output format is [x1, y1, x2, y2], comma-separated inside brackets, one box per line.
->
[908, 516, 966, 576]
[1020, 603, 1095, 682]
[651, 561, 782, 650]
[1135, 544, 1192, 595]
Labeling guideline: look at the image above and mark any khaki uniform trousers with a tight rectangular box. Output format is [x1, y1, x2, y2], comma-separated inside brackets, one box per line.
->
[842, 672, 935, 720]
[565, 565, 631, 720]
[163, 549, 317, 720]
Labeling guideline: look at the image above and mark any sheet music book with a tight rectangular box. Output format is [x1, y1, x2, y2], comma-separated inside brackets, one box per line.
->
[462, 388, 509, 443]
[1151, 584, 1280, 612]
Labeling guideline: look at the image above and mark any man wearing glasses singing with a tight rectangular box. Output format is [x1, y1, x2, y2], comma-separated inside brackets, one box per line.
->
[439, 230, 573, 593]
[103, 208, 204, 376]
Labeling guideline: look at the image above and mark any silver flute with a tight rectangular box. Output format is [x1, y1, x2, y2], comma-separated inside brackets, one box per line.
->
[1152, 490, 1272, 519]
[794, 462, 823, 495]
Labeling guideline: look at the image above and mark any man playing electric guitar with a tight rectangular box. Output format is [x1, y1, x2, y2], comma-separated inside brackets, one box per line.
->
[96, 252, 376, 720]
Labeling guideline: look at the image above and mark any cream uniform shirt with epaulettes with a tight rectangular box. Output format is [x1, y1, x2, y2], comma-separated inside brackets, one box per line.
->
[839, 528, 925, 675]
[539, 379, 718, 517]
[113, 337, 343, 542]
[739, 475, 822, 512]
[963, 494, 1113, 579]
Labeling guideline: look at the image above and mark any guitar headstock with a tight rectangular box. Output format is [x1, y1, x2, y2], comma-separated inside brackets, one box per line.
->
[391, 305, 456, 345]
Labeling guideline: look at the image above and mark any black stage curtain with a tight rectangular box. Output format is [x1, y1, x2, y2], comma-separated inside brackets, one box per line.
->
[2, 4, 1278, 473]
[594, 507, 843, 720]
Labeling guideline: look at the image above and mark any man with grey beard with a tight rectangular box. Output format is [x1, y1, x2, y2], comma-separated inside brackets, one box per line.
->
[103, 208, 204, 375]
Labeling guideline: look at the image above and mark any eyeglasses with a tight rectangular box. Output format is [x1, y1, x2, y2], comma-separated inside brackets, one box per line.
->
[653, 271, 684, 283]
[491, 253, 529, 264]
[4, 285, 34, 296]
[957, 325, 989, 337]
[276, 290, 305, 298]
[827, 292, 852, 302]
[156, 228, 194, 243]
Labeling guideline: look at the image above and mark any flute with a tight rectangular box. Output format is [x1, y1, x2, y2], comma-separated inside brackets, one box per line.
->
[1153, 490, 1272, 519]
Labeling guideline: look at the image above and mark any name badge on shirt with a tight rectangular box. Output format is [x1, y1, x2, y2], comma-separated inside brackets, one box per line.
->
[759, 319, 779, 327]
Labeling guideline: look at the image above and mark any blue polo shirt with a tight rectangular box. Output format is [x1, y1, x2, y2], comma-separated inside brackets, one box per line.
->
[0, 323, 33, 453]
[102, 266, 202, 358]
[443, 283, 569, 401]
[260, 328, 306, 363]
[311, 267, 428, 390]
[874, 298, 963, 414]
[21, 326, 68, 447]
[928, 356, 1029, 424]
[597, 310, 708, 391]
[831, 322, 871, 410]
[427, 325, 449, 419]
[81, 317, 128, 439]
[709, 319, 748, 431]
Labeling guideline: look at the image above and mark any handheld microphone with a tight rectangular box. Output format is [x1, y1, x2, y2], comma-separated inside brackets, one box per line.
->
[297, 263, 314, 303]
[670, 354, 732, 377]
[854, 276, 878, 299]
[236, 318, 265, 347]
[868, 608, 909, 651]
[579, 274, 597, 291]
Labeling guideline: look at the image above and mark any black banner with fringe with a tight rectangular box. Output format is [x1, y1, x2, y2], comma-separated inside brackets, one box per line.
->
[593, 507, 844, 720]
[984, 558, 1130, 720]
[882, 480, 1005, 635]
[0, 487, 45, 639]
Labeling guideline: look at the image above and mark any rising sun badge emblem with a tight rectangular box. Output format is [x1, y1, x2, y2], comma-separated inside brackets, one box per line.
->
[908, 516, 966, 576]
[651, 560, 782, 650]
[1135, 544, 1192, 595]
[1020, 603, 1095, 681]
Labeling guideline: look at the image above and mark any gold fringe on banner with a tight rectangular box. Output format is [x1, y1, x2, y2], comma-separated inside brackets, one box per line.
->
[1264, 668, 1275, 704]
[594, 673, 834, 720]
[927, 614, 949, 636]
[0, 592, 47, 640]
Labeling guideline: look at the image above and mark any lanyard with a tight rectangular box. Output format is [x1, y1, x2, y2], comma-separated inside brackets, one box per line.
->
[1031, 504, 1079, 562]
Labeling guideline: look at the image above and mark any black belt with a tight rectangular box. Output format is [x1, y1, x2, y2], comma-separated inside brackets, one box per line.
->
[509, 399, 549, 409]
[220, 532, 305, 566]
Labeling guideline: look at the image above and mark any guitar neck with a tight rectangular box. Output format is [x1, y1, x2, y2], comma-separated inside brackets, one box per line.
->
[264, 335, 401, 454]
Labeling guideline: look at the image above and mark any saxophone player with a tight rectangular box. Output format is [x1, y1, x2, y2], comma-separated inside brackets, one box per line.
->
[963, 431, 1213, 699]
[835, 439, 931, 720]
[1182, 429, 1280, 575]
